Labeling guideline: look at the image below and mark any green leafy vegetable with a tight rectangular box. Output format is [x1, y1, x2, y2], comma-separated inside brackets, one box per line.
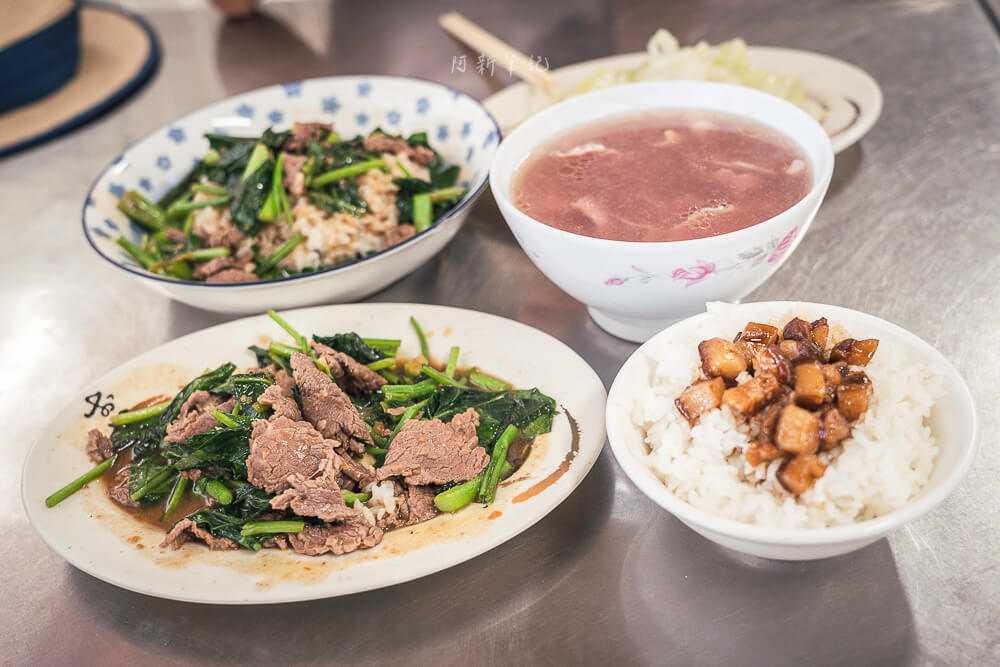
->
[128, 458, 177, 505]
[215, 372, 274, 408]
[161, 425, 252, 478]
[45, 455, 116, 507]
[312, 332, 385, 364]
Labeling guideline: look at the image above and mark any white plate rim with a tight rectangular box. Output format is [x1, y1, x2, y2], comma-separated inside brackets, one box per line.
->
[21, 303, 607, 604]
[482, 46, 883, 154]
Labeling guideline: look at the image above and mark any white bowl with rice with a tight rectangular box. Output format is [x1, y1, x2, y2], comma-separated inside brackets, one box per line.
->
[83, 76, 500, 313]
[606, 301, 978, 560]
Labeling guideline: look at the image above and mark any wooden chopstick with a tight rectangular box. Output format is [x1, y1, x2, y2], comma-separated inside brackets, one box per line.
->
[438, 11, 565, 99]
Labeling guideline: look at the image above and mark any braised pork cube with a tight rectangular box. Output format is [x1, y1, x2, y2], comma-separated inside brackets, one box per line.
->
[830, 339, 857, 364]
[821, 364, 843, 386]
[830, 338, 879, 366]
[777, 454, 826, 495]
[741, 322, 780, 346]
[675, 377, 726, 424]
[698, 338, 747, 381]
[774, 404, 820, 454]
[842, 370, 871, 387]
[734, 322, 781, 364]
[794, 361, 827, 409]
[745, 437, 782, 467]
[820, 408, 851, 449]
[782, 317, 813, 342]
[779, 338, 823, 364]
[810, 318, 830, 350]
[837, 382, 871, 421]
[753, 346, 792, 384]
[749, 397, 788, 439]
[722, 373, 782, 415]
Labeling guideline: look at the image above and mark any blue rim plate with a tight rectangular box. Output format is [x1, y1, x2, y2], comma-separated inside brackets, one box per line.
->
[82, 75, 500, 289]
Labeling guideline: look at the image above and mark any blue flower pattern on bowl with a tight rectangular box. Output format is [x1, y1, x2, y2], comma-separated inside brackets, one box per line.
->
[84, 76, 500, 287]
[322, 96, 340, 113]
[167, 127, 185, 143]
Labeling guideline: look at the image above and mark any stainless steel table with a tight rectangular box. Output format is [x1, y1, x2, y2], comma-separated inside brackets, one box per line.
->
[3, 1, 998, 664]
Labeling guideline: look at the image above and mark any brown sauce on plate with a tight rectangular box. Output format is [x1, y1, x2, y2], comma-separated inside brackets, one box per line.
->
[101, 448, 209, 529]
[513, 409, 580, 503]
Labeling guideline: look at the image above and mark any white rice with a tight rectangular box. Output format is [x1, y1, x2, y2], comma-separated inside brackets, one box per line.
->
[256, 167, 400, 272]
[631, 305, 944, 528]
[193, 163, 410, 273]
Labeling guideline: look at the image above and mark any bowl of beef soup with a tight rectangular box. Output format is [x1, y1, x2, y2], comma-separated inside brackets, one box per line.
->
[489, 81, 835, 342]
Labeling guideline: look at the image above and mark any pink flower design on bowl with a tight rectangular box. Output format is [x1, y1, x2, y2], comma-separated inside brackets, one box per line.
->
[671, 260, 716, 287]
[768, 226, 799, 263]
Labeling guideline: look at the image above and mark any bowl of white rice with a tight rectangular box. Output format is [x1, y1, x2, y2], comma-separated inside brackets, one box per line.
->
[606, 301, 978, 560]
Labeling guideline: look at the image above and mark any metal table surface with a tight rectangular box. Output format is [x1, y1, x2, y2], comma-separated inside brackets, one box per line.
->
[2, 0, 998, 664]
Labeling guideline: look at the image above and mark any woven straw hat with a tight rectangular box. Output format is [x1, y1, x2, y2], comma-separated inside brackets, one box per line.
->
[0, 1, 160, 157]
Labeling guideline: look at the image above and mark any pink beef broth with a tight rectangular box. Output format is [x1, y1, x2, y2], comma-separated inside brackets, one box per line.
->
[511, 110, 812, 242]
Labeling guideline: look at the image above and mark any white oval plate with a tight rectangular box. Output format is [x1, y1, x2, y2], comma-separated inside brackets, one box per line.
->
[22, 304, 607, 604]
[483, 47, 882, 154]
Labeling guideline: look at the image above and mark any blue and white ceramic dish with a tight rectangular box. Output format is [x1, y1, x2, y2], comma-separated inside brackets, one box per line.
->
[83, 76, 499, 313]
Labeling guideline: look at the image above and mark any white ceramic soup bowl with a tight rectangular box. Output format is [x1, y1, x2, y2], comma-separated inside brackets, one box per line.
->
[489, 81, 835, 342]
[606, 301, 978, 560]
[83, 75, 499, 313]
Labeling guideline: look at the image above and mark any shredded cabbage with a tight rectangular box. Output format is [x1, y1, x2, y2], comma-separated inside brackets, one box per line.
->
[572, 29, 825, 121]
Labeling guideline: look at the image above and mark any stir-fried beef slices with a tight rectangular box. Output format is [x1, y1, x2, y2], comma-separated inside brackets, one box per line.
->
[247, 416, 339, 494]
[65, 315, 556, 561]
[311, 342, 387, 395]
[362, 134, 435, 165]
[283, 121, 332, 152]
[403, 484, 439, 525]
[270, 451, 357, 522]
[377, 408, 489, 485]
[86, 429, 113, 464]
[161, 519, 239, 551]
[257, 384, 301, 420]
[676, 317, 879, 496]
[164, 391, 235, 443]
[287, 519, 384, 556]
[109, 467, 138, 508]
[290, 352, 372, 454]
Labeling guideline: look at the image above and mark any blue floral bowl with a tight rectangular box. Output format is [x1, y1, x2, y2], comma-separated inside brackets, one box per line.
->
[83, 75, 499, 313]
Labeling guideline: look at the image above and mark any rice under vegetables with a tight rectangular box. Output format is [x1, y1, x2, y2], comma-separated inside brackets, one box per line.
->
[630, 306, 944, 528]
[190, 158, 421, 274]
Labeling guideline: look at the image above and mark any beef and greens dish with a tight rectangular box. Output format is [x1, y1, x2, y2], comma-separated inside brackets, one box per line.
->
[47, 312, 556, 557]
[114, 122, 465, 283]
